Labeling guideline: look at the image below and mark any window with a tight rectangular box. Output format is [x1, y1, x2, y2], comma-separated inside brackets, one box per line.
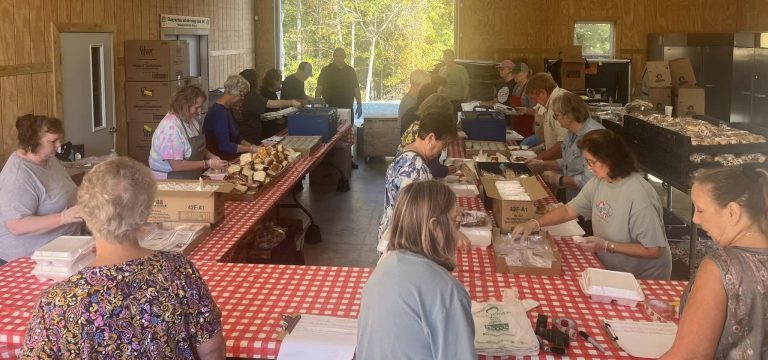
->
[573, 21, 614, 59]
[90, 44, 106, 131]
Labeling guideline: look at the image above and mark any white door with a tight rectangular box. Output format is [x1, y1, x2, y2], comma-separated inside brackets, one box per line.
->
[60, 33, 116, 156]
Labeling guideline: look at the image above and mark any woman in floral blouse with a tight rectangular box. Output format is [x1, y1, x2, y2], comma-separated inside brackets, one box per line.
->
[376, 95, 458, 253]
[21, 157, 225, 359]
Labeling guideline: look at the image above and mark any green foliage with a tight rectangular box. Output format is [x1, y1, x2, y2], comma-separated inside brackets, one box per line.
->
[573, 22, 613, 58]
[280, 0, 454, 100]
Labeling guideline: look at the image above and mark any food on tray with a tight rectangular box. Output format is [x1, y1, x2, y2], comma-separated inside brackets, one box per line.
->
[630, 114, 766, 146]
[689, 152, 767, 166]
[225, 145, 300, 194]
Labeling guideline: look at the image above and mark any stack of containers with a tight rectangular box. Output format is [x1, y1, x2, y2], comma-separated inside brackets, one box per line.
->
[643, 61, 673, 113]
[31, 236, 96, 282]
[124, 40, 197, 165]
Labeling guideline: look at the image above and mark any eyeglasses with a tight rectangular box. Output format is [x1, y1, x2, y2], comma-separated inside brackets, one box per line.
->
[552, 112, 562, 120]
[585, 158, 599, 167]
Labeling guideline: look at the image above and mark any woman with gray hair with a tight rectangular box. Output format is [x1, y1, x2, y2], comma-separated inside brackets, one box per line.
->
[203, 74, 259, 160]
[526, 91, 604, 201]
[21, 157, 225, 359]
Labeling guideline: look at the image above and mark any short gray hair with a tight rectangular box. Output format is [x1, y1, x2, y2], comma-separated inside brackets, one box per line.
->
[78, 157, 157, 244]
[223, 74, 250, 97]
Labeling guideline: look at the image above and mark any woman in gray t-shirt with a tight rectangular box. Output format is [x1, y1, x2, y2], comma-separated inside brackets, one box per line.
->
[0, 115, 82, 264]
[512, 129, 672, 280]
[661, 166, 768, 359]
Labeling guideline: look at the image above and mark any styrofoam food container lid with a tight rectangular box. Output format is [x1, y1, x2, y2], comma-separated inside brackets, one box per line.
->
[31, 236, 94, 262]
[31, 251, 95, 282]
[579, 267, 645, 302]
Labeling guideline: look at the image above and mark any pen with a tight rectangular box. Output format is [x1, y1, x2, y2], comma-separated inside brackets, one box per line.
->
[579, 330, 606, 353]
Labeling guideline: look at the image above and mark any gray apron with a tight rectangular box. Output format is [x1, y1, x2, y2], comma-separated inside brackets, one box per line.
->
[167, 119, 206, 179]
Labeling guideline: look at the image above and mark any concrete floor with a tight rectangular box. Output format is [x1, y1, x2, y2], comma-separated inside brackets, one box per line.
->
[289, 155, 388, 269]
[290, 155, 698, 279]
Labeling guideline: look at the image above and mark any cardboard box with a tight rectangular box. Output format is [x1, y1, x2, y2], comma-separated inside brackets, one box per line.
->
[560, 58, 586, 91]
[674, 87, 705, 117]
[492, 229, 562, 277]
[127, 121, 159, 165]
[149, 180, 234, 224]
[125, 40, 190, 81]
[126, 77, 202, 122]
[645, 87, 672, 111]
[645, 61, 672, 87]
[668, 58, 697, 87]
[480, 177, 549, 232]
[561, 45, 583, 58]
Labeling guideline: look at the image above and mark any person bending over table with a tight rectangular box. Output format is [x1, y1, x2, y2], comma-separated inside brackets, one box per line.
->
[149, 85, 229, 179]
[522, 72, 568, 161]
[376, 105, 459, 253]
[358, 180, 476, 360]
[203, 74, 259, 161]
[661, 166, 768, 359]
[0, 114, 82, 266]
[399, 93, 456, 178]
[237, 69, 302, 144]
[512, 129, 672, 280]
[22, 157, 225, 359]
[526, 91, 604, 202]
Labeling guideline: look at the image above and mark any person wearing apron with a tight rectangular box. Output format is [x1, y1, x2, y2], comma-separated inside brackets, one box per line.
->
[149, 85, 228, 180]
[509, 62, 536, 138]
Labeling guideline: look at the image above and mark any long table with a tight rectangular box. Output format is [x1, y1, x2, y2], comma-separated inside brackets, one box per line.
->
[0, 134, 688, 359]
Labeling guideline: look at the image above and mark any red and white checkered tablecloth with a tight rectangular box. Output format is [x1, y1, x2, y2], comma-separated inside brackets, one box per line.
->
[189, 122, 352, 262]
[455, 270, 686, 359]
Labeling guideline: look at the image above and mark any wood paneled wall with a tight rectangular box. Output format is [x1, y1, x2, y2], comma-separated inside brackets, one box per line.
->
[457, 0, 742, 96]
[0, 0, 275, 163]
[739, 0, 768, 31]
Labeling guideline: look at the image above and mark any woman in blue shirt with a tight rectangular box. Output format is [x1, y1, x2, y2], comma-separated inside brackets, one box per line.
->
[358, 180, 476, 360]
[203, 74, 259, 160]
[527, 91, 604, 201]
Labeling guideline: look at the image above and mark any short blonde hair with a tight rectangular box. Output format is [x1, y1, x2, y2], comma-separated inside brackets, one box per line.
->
[388, 180, 458, 271]
[223, 74, 250, 97]
[78, 157, 157, 244]
[409, 69, 431, 86]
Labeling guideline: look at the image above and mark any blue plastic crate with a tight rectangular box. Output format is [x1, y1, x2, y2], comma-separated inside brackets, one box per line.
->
[461, 110, 506, 142]
[287, 107, 339, 143]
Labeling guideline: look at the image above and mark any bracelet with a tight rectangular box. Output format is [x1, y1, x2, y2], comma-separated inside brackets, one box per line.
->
[531, 218, 541, 231]
[609, 243, 616, 253]
[558, 175, 565, 187]
[203, 160, 209, 169]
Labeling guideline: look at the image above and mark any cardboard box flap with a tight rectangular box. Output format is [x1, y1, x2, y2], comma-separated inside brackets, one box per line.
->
[156, 180, 235, 196]
[481, 176, 548, 201]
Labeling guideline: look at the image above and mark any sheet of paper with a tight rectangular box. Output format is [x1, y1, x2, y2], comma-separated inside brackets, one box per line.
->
[542, 219, 585, 236]
[604, 319, 677, 358]
[277, 315, 357, 360]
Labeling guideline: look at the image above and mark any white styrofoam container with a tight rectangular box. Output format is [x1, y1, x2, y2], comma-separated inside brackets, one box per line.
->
[579, 267, 645, 307]
[31, 251, 96, 282]
[31, 236, 95, 267]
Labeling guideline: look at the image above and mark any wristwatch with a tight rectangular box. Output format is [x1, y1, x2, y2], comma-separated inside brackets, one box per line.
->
[558, 175, 565, 187]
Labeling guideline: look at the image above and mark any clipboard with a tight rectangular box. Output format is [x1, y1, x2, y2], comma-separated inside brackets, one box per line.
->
[277, 314, 302, 340]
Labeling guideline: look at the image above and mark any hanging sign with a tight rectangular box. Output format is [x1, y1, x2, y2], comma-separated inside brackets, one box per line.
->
[161, 14, 210, 29]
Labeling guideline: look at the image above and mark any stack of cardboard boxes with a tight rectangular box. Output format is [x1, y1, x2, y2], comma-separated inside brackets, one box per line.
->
[559, 45, 586, 91]
[643, 58, 705, 116]
[125, 40, 197, 164]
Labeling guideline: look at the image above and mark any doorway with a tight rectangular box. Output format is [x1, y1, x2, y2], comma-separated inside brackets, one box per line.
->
[58, 32, 116, 157]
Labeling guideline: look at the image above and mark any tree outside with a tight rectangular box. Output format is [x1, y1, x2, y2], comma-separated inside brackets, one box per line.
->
[280, 0, 454, 101]
[573, 22, 614, 58]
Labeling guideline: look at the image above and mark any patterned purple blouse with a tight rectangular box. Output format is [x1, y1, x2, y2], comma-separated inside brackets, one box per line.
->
[21, 251, 222, 359]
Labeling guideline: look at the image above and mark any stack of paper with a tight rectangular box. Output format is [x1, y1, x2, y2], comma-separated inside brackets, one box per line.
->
[472, 300, 539, 357]
[277, 315, 357, 360]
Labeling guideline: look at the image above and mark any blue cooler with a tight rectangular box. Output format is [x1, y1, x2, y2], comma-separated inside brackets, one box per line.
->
[460, 109, 506, 142]
[287, 107, 339, 143]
